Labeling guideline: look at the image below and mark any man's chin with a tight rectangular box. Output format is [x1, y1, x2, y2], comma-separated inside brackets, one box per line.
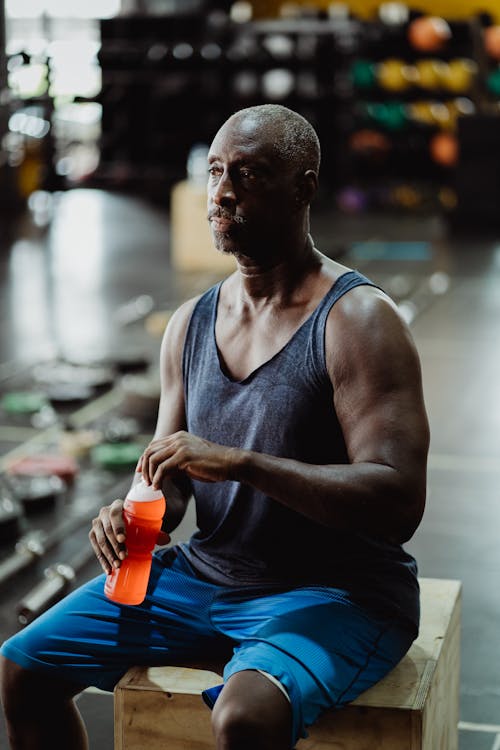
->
[212, 232, 240, 256]
[212, 231, 269, 262]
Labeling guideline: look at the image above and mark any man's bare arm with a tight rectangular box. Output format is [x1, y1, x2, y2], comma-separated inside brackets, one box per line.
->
[90, 298, 197, 571]
[139, 298, 198, 530]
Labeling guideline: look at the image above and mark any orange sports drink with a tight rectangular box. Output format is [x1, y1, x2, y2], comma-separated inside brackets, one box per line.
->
[104, 474, 166, 605]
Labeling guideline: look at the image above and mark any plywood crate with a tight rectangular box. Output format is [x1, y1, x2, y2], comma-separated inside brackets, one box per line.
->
[114, 578, 461, 750]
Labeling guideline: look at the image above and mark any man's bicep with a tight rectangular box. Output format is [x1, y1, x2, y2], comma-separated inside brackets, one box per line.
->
[328, 290, 429, 469]
[153, 298, 198, 440]
[153, 382, 186, 439]
[152, 301, 198, 511]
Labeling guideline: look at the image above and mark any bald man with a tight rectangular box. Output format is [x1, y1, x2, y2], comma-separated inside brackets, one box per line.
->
[1, 105, 429, 750]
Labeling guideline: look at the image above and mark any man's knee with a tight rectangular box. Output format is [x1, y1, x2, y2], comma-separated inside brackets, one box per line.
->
[211, 670, 292, 750]
[1, 655, 81, 718]
[1, 656, 27, 715]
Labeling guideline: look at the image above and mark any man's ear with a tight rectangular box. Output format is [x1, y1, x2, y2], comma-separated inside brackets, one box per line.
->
[295, 169, 318, 207]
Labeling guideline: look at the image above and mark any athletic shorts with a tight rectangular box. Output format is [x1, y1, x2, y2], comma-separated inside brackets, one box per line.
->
[0, 546, 416, 744]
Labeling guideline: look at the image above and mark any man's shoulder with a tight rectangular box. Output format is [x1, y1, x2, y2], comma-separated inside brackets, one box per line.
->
[331, 282, 398, 322]
[325, 278, 407, 354]
[161, 295, 204, 354]
[171, 296, 202, 329]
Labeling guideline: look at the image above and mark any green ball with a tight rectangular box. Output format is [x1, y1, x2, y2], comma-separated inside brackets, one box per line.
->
[368, 102, 407, 131]
[487, 68, 500, 96]
[362, 102, 378, 122]
[351, 60, 376, 89]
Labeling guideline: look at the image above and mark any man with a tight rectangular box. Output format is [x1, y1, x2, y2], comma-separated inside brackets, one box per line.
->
[0, 104, 429, 750]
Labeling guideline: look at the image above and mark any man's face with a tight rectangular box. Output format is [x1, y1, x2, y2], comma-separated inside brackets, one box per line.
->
[207, 115, 297, 260]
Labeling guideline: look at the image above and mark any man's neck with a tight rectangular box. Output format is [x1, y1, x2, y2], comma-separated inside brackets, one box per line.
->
[234, 235, 321, 304]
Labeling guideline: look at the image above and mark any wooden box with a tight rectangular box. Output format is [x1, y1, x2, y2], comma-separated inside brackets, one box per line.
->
[170, 180, 236, 273]
[114, 578, 461, 750]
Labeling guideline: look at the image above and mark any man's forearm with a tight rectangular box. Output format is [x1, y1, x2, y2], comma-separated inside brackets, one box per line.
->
[230, 449, 423, 544]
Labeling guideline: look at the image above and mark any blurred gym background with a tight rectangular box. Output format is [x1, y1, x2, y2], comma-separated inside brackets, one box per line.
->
[1, 1, 500, 748]
[3, 0, 500, 223]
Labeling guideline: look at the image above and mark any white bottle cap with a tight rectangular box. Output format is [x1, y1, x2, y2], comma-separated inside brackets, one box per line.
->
[126, 474, 164, 502]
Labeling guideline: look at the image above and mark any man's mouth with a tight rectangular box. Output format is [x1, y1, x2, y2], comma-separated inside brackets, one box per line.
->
[210, 217, 235, 232]
[208, 210, 245, 233]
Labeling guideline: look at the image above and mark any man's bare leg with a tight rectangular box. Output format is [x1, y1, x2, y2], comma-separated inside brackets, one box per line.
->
[0, 656, 89, 750]
[212, 670, 293, 750]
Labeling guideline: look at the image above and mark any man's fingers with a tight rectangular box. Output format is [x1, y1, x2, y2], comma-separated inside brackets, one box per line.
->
[151, 455, 180, 489]
[144, 447, 179, 488]
[89, 501, 127, 574]
[140, 432, 197, 487]
[108, 499, 126, 548]
[98, 517, 123, 560]
[88, 531, 112, 574]
[141, 446, 161, 486]
[89, 523, 118, 572]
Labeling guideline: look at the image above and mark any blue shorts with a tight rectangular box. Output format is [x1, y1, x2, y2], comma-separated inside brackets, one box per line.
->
[1, 546, 416, 743]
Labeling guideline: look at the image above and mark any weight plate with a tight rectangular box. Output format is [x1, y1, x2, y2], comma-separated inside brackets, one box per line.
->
[8, 454, 79, 483]
[102, 417, 140, 443]
[90, 442, 144, 470]
[9, 474, 66, 512]
[112, 354, 151, 373]
[46, 383, 95, 405]
[33, 362, 116, 388]
[0, 494, 23, 542]
[1, 391, 48, 415]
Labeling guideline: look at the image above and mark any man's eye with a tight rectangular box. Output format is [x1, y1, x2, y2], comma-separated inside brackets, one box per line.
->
[208, 166, 222, 177]
[240, 169, 255, 180]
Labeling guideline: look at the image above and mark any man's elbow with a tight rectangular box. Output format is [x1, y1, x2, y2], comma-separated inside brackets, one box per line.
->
[395, 492, 426, 544]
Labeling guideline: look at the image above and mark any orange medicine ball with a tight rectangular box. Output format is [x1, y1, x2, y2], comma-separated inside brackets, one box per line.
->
[429, 131, 458, 167]
[408, 16, 452, 53]
[349, 129, 391, 154]
[484, 26, 500, 61]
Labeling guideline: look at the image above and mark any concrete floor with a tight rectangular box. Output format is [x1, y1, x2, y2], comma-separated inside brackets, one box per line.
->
[0, 188, 499, 748]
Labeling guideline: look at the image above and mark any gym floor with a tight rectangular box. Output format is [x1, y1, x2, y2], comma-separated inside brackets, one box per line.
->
[0, 188, 499, 749]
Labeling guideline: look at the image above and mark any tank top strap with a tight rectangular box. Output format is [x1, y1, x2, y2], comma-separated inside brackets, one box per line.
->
[189, 272, 375, 336]
[313, 270, 378, 329]
[303, 270, 379, 386]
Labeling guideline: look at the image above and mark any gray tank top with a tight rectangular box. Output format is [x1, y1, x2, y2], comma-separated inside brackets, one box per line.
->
[181, 270, 419, 629]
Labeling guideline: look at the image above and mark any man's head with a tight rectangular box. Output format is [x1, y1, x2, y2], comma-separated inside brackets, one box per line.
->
[232, 104, 321, 177]
[207, 105, 320, 262]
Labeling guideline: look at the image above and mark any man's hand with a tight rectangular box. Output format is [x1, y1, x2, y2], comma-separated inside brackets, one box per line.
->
[89, 499, 127, 575]
[138, 431, 237, 489]
[89, 499, 170, 574]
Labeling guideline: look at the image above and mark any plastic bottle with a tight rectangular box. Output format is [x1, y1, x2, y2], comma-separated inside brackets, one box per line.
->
[104, 474, 166, 605]
[187, 143, 209, 186]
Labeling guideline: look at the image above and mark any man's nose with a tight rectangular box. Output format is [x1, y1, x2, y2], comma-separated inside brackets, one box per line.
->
[212, 171, 236, 206]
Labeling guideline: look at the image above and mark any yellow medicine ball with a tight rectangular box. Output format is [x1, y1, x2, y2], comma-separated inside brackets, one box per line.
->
[377, 59, 412, 91]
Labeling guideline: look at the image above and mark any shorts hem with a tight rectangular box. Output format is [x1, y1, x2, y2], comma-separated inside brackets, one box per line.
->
[223, 654, 306, 744]
[0, 642, 118, 692]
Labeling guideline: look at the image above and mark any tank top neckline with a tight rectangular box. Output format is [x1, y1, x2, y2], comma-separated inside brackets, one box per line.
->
[211, 270, 355, 385]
